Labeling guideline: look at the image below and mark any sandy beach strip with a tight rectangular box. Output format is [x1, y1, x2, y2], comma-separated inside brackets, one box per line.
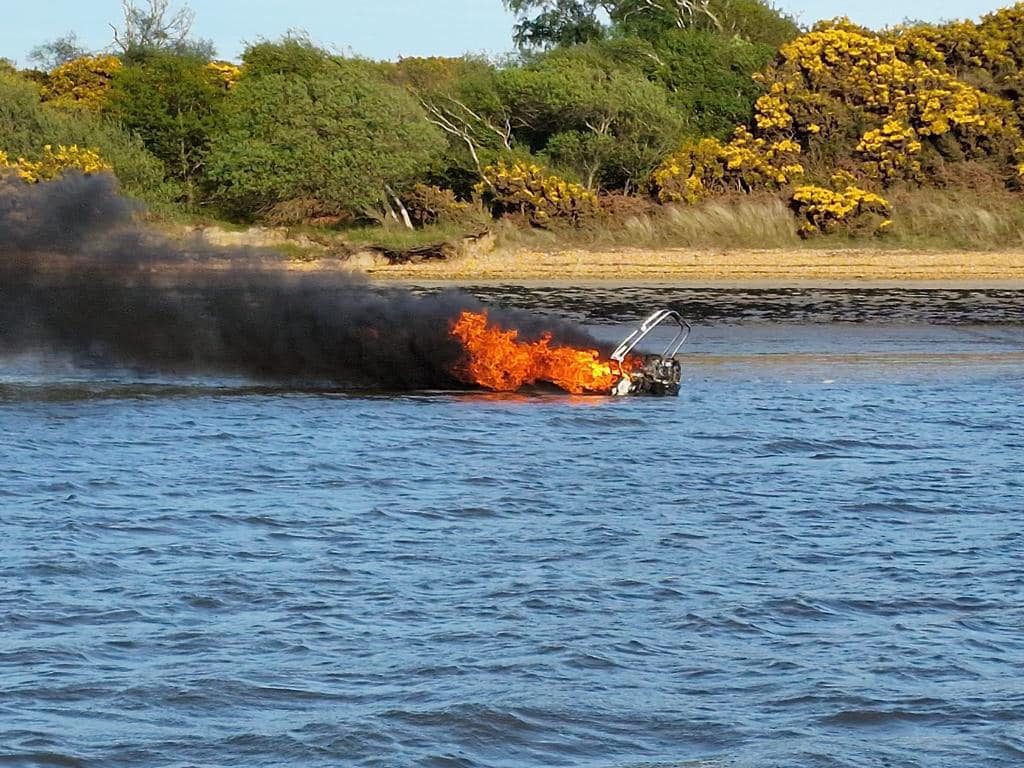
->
[347, 247, 1024, 286]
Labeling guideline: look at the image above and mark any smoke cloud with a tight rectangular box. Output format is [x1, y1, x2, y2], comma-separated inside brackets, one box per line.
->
[0, 174, 598, 389]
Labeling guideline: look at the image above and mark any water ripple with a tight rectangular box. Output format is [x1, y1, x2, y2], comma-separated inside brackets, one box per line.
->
[2, 289, 1023, 767]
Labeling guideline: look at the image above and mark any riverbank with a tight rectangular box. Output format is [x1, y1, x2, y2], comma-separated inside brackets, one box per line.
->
[328, 246, 1024, 285]
[180, 223, 1024, 285]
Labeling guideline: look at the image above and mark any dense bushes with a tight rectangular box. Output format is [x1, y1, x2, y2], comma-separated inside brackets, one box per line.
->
[651, 7, 1024, 237]
[205, 47, 446, 223]
[5, 3, 1024, 240]
[0, 72, 166, 199]
[497, 47, 686, 190]
[107, 53, 225, 203]
[649, 30, 777, 138]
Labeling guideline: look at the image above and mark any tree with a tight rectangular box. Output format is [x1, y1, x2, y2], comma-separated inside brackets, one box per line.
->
[107, 53, 223, 205]
[504, 0, 608, 49]
[0, 71, 167, 199]
[650, 29, 776, 137]
[614, 0, 799, 46]
[205, 45, 446, 225]
[111, 0, 215, 61]
[394, 56, 512, 188]
[498, 48, 685, 190]
[29, 32, 89, 70]
[505, 0, 798, 49]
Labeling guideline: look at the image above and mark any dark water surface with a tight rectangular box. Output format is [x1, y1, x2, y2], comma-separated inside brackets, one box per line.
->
[2, 287, 1023, 768]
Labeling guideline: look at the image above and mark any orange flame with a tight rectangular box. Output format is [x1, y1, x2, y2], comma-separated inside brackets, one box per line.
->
[449, 310, 625, 394]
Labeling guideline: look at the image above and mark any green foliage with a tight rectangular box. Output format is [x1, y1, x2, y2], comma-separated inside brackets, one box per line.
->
[394, 55, 506, 119]
[0, 74, 62, 155]
[107, 53, 223, 204]
[497, 48, 685, 190]
[393, 56, 511, 193]
[205, 52, 446, 223]
[29, 32, 89, 70]
[611, 0, 799, 46]
[650, 30, 776, 138]
[242, 34, 330, 78]
[712, 0, 801, 47]
[504, 0, 607, 49]
[506, 0, 799, 49]
[0, 72, 168, 201]
[523, 36, 662, 78]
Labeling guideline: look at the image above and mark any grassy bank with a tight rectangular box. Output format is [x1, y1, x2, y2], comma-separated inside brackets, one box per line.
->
[491, 189, 1024, 253]
[168, 187, 1024, 277]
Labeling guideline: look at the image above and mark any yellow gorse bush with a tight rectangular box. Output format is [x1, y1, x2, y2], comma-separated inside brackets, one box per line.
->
[758, 21, 1018, 161]
[206, 61, 242, 90]
[476, 160, 599, 226]
[856, 119, 923, 182]
[1, 145, 111, 182]
[42, 55, 123, 110]
[889, 6, 1024, 78]
[790, 183, 892, 237]
[651, 5, 1024, 237]
[652, 129, 803, 203]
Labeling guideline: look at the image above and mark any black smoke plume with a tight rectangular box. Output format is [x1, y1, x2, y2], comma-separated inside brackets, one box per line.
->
[0, 174, 597, 389]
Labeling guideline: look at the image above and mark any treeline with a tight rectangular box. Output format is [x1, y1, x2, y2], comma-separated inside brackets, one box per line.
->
[3, 0, 1024, 240]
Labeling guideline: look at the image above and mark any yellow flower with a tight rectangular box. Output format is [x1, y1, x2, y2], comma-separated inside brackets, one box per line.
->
[42, 55, 122, 110]
[206, 60, 242, 90]
[791, 183, 891, 237]
[10, 144, 110, 183]
[479, 160, 598, 227]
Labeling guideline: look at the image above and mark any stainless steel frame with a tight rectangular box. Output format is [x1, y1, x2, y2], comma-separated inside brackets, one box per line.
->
[610, 309, 691, 364]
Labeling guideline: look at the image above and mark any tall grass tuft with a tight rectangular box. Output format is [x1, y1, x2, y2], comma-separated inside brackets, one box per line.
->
[885, 189, 1024, 250]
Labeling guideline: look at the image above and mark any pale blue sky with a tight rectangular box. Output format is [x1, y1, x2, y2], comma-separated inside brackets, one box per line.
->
[2, 0, 1013, 66]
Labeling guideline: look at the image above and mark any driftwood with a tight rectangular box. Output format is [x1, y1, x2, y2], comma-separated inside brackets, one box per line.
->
[362, 229, 492, 265]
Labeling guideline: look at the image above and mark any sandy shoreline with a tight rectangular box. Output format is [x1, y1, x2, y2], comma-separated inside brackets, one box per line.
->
[343, 246, 1024, 286]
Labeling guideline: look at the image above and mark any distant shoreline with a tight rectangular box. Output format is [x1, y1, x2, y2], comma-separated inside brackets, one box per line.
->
[346, 247, 1024, 287]
[179, 227, 1024, 286]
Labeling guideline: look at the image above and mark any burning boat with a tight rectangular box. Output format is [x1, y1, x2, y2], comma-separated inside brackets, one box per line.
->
[450, 308, 690, 396]
[608, 308, 690, 396]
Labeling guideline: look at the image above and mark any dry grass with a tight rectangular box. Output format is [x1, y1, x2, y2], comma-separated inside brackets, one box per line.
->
[157, 187, 1024, 262]
[338, 221, 485, 250]
[494, 188, 1024, 253]
[886, 188, 1024, 250]
[496, 197, 803, 251]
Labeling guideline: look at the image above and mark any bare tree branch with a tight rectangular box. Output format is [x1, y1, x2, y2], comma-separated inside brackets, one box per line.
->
[110, 0, 197, 54]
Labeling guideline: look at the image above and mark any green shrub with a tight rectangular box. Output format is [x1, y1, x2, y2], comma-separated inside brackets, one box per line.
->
[651, 30, 776, 138]
[107, 53, 224, 204]
[0, 72, 167, 201]
[205, 53, 445, 223]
